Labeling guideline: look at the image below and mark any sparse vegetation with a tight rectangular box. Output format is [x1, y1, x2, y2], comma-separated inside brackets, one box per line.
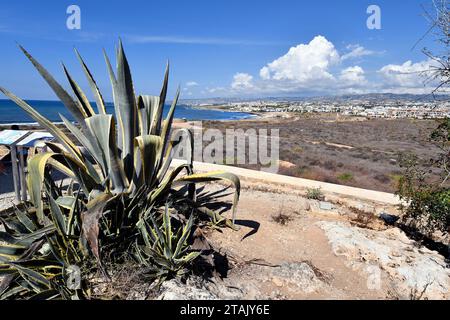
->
[409, 282, 433, 300]
[348, 206, 378, 228]
[205, 116, 441, 192]
[337, 172, 353, 182]
[292, 146, 303, 154]
[306, 187, 324, 201]
[272, 213, 293, 226]
[396, 121, 449, 234]
[272, 202, 292, 226]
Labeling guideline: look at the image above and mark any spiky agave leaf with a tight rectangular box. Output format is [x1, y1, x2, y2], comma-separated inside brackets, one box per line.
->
[134, 204, 200, 280]
[18, 45, 89, 125]
[26, 152, 100, 223]
[80, 193, 115, 272]
[74, 48, 107, 115]
[0, 199, 88, 300]
[133, 135, 162, 188]
[62, 64, 96, 118]
[104, 41, 138, 179]
[173, 171, 241, 224]
[84, 114, 128, 193]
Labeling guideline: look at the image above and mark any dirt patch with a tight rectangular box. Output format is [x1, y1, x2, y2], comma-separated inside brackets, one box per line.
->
[204, 185, 388, 299]
[197, 184, 449, 300]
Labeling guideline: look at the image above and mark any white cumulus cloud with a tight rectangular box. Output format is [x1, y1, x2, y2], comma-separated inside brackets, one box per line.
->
[231, 73, 255, 90]
[341, 44, 376, 61]
[378, 60, 433, 87]
[259, 35, 340, 83]
[375, 59, 445, 94]
[208, 86, 227, 94]
[339, 66, 367, 84]
[199, 35, 441, 97]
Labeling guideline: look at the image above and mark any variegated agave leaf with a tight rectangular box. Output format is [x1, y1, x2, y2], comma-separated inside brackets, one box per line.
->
[173, 171, 241, 224]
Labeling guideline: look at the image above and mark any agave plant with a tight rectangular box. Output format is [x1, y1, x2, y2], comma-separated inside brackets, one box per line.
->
[135, 203, 200, 282]
[0, 182, 89, 299]
[0, 41, 241, 299]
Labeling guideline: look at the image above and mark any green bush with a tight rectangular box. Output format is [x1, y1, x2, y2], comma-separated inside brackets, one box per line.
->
[337, 172, 353, 182]
[397, 118, 450, 234]
[306, 187, 324, 200]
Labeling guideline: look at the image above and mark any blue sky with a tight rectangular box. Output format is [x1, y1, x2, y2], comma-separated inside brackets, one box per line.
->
[0, 0, 443, 100]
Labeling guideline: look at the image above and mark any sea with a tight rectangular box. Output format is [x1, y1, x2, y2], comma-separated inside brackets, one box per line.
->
[0, 99, 255, 124]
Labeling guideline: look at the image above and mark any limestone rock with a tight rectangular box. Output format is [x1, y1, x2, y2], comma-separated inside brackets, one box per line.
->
[157, 279, 218, 300]
[317, 221, 450, 300]
[156, 262, 332, 300]
[296, 198, 311, 212]
[319, 201, 333, 211]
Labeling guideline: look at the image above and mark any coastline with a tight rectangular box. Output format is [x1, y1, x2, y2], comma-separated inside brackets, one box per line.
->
[187, 104, 261, 120]
[0, 99, 257, 124]
[0, 108, 261, 128]
[188, 104, 303, 120]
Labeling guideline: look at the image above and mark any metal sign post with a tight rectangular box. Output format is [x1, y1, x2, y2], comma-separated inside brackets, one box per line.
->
[0, 130, 31, 201]
[0, 130, 53, 202]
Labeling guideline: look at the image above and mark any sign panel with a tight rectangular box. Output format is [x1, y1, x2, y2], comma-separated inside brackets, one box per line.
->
[0, 130, 30, 145]
[17, 132, 54, 147]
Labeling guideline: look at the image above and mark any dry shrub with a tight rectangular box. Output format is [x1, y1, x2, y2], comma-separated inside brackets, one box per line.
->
[272, 213, 293, 226]
[347, 206, 386, 230]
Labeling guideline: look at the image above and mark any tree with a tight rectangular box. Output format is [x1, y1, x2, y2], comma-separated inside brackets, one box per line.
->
[397, 0, 450, 235]
[419, 0, 450, 94]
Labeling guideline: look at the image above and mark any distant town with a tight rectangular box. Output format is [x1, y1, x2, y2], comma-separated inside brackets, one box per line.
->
[184, 94, 450, 119]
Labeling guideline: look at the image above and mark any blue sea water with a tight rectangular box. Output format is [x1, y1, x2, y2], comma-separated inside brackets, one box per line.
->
[0, 99, 255, 124]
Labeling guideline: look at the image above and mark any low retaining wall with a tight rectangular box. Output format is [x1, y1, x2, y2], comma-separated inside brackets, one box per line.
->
[172, 159, 401, 206]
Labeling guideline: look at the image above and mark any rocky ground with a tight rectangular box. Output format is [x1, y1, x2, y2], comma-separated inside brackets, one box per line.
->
[155, 184, 449, 300]
[1, 168, 449, 300]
